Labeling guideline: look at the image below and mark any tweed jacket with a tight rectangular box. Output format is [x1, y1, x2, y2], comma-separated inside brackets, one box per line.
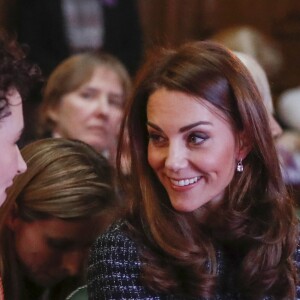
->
[87, 221, 300, 300]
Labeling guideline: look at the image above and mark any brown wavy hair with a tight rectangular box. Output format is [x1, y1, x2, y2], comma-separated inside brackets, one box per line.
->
[117, 41, 298, 299]
[0, 29, 41, 119]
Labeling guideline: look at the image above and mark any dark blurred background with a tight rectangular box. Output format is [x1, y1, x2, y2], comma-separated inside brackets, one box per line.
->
[1, 0, 300, 103]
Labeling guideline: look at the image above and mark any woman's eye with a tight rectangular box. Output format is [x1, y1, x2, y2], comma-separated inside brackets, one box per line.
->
[80, 92, 94, 99]
[148, 132, 165, 145]
[188, 133, 207, 145]
[108, 95, 123, 108]
[48, 239, 74, 251]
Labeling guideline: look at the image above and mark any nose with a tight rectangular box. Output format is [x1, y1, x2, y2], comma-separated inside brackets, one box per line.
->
[61, 251, 85, 277]
[96, 94, 110, 116]
[17, 149, 27, 174]
[165, 141, 188, 172]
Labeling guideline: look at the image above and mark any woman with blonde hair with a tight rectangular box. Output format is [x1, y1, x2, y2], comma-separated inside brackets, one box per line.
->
[38, 51, 131, 166]
[0, 138, 118, 300]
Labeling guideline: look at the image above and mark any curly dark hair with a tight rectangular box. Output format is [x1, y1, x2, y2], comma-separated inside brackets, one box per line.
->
[0, 29, 41, 119]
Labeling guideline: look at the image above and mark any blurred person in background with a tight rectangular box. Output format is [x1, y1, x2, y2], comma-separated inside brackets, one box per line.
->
[15, 0, 141, 145]
[277, 87, 300, 203]
[37, 51, 131, 167]
[0, 28, 41, 300]
[211, 25, 283, 80]
[233, 51, 282, 138]
[234, 51, 300, 205]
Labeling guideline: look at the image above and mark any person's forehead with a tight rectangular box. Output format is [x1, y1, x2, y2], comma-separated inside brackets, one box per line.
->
[32, 217, 100, 239]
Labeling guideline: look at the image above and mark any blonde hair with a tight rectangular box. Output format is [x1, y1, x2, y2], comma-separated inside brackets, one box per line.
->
[0, 138, 118, 275]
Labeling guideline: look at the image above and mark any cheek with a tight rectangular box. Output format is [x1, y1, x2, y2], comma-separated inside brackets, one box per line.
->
[63, 104, 86, 120]
[193, 144, 236, 175]
[60, 98, 92, 120]
[16, 236, 60, 272]
[14, 232, 44, 264]
[147, 145, 162, 171]
[0, 145, 18, 181]
[212, 146, 236, 178]
[110, 109, 123, 126]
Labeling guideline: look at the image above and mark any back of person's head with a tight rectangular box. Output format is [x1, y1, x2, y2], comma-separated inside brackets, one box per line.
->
[38, 51, 131, 137]
[4, 138, 117, 220]
[0, 138, 117, 266]
[233, 51, 282, 138]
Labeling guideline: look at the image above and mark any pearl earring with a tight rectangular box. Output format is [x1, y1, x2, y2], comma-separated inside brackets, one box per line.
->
[237, 159, 243, 172]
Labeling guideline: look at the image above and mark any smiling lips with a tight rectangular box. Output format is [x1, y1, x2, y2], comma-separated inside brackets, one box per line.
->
[170, 176, 201, 187]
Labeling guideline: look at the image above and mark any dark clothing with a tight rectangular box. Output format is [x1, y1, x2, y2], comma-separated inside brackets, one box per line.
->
[87, 221, 300, 300]
[16, 0, 143, 77]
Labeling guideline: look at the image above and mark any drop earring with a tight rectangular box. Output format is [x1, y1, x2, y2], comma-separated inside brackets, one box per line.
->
[237, 159, 243, 172]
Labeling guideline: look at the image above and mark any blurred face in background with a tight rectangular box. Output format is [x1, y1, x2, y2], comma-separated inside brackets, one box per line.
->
[0, 88, 27, 205]
[49, 66, 125, 156]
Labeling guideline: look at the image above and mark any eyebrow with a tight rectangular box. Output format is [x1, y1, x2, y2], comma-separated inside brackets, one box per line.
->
[82, 86, 123, 96]
[147, 121, 212, 133]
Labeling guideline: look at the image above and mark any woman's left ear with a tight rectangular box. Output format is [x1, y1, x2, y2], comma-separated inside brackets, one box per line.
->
[236, 131, 252, 160]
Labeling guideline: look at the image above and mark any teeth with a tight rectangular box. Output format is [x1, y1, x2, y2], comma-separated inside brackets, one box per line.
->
[171, 176, 200, 187]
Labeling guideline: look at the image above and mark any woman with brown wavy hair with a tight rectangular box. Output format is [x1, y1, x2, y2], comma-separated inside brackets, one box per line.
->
[87, 41, 299, 299]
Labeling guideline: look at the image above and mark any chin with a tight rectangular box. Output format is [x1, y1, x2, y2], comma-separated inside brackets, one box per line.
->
[170, 196, 212, 213]
[171, 202, 201, 213]
[83, 138, 105, 152]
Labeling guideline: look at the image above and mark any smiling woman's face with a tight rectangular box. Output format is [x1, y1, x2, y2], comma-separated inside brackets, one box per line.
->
[147, 88, 243, 213]
[0, 88, 27, 205]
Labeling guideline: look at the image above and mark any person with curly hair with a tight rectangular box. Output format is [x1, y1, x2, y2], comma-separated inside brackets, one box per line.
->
[0, 29, 40, 207]
[87, 41, 299, 299]
[37, 51, 131, 167]
[0, 29, 41, 299]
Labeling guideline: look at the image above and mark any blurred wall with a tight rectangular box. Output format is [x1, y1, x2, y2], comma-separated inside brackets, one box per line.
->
[0, 0, 16, 33]
[138, 0, 300, 99]
[1, 0, 300, 97]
